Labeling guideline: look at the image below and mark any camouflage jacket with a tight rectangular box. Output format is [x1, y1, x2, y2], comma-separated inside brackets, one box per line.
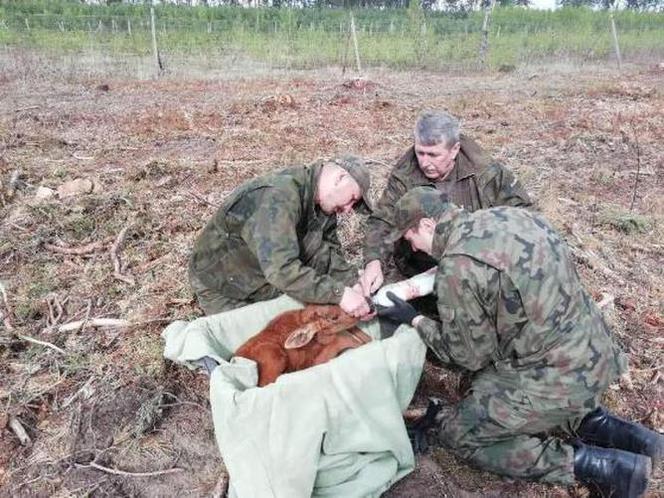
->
[416, 207, 626, 402]
[189, 164, 357, 304]
[364, 135, 532, 265]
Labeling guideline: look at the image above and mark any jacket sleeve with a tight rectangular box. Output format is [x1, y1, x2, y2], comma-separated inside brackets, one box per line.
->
[480, 163, 533, 209]
[363, 173, 409, 264]
[240, 188, 346, 304]
[415, 256, 500, 372]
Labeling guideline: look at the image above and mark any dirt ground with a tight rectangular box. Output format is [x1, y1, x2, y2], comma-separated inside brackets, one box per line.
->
[0, 53, 663, 497]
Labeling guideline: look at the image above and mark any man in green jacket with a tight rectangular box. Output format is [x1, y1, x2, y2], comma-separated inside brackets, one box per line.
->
[378, 187, 662, 497]
[189, 156, 373, 318]
[359, 110, 532, 295]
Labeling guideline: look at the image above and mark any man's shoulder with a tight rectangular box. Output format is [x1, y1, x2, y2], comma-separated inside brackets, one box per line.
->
[245, 167, 305, 197]
[467, 207, 553, 240]
[391, 147, 427, 185]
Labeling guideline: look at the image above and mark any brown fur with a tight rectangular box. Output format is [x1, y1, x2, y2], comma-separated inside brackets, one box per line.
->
[235, 305, 371, 387]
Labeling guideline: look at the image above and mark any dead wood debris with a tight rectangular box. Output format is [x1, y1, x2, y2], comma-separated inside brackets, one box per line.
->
[110, 226, 135, 286]
[4, 169, 21, 201]
[45, 293, 67, 328]
[44, 237, 113, 256]
[75, 461, 183, 478]
[0, 281, 14, 331]
[58, 318, 130, 333]
[16, 334, 66, 354]
[8, 416, 31, 446]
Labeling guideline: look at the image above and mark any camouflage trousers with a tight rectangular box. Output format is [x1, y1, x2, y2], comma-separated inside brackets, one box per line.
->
[190, 247, 357, 316]
[189, 270, 268, 316]
[437, 382, 600, 485]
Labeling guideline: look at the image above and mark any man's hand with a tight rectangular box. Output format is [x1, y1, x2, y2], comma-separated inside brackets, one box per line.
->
[340, 286, 371, 318]
[358, 260, 384, 297]
[376, 291, 419, 326]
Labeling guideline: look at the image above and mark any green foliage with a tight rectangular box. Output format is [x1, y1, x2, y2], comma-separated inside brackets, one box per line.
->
[599, 208, 653, 234]
[0, 1, 662, 70]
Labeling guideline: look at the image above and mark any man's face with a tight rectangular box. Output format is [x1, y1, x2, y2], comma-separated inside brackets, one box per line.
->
[414, 140, 461, 181]
[319, 170, 362, 215]
[403, 218, 435, 255]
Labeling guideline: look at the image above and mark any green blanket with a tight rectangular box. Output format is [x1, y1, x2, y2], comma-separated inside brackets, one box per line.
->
[162, 295, 426, 497]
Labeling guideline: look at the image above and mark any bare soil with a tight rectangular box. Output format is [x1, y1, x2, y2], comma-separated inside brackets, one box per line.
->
[0, 55, 663, 497]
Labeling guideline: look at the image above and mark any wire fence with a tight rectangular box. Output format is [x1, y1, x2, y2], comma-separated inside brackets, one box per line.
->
[0, 10, 662, 77]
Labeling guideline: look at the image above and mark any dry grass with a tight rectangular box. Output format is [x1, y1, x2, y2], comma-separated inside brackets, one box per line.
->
[0, 52, 663, 496]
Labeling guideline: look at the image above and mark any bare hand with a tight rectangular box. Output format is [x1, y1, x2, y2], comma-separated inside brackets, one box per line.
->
[358, 260, 384, 297]
[340, 286, 371, 318]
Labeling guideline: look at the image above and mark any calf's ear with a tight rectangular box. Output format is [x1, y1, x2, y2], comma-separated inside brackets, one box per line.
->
[284, 323, 318, 349]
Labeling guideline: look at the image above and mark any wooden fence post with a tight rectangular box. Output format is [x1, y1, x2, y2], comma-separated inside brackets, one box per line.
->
[150, 6, 164, 75]
[609, 10, 622, 71]
[478, 0, 496, 70]
[350, 12, 363, 77]
[127, 18, 131, 35]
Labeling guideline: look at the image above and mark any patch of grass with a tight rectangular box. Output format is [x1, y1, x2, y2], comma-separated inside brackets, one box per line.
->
[1, 5, 662, 70]
[126, 333, 167, 379]
[598, 208, 652, 234]
[64, 211, 97, 240]
[59, 351, 92, 377]
[590, 167, 616, 186]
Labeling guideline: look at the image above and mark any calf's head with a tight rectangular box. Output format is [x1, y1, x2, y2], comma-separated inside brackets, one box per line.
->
[284, 305, 358, 349]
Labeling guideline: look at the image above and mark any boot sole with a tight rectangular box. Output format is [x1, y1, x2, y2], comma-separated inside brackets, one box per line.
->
[628, 453, 651, 498]
[646, 433, 664, 471]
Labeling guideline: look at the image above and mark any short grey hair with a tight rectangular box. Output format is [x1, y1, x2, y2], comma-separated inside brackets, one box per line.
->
[414, 111, 460, 147]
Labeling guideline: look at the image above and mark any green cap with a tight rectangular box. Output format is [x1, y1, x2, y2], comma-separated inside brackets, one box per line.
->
[333, 155, 373, 215]
[387, 186, 448, 242]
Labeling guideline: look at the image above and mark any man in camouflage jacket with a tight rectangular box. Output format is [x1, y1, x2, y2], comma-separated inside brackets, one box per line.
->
[359, 110, 532, 295]
[189, 157, 373, 318]
[377, 187, 662, 497]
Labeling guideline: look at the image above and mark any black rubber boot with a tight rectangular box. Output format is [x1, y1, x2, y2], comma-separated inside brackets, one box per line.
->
[405, 398, 444, 454]
[578, 407, 664, 468]
[574, 441, 651, 498]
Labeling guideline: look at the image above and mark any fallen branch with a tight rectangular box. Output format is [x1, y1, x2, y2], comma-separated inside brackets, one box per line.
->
[45, 294, 67, 328]
[110, 226, 135, 286]
[58, 318, 130, 333]
[0, 281, 14, 331]
[13, 105, 40, 113]
[44, 237, 113, 256]
[5, 169, 21, 200]
[77, 461, 183, 477]
[9, 416, 32, 446]
[135, 254, 170, 274]
[17, 334, 66, 354]
[62, 377, 96, 408]
[71, 152, 94, 161]
[188, 190, 219, 208]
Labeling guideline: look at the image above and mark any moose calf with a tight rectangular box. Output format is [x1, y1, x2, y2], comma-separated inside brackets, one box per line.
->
[235, 305, 371, 387]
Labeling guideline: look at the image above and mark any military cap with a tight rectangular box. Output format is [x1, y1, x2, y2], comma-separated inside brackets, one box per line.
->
[332, 155, 373, 214]
[387, 186, 448, 242]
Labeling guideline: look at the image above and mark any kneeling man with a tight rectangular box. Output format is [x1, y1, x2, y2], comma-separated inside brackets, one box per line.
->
[378, 187, 662, 497]
[189, 157, 373, 318]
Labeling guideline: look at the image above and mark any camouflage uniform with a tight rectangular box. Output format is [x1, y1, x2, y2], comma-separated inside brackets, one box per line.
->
[411, 206, 627, 484]
[365, 135, 532, 276]
[189, 160, 368, 315]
